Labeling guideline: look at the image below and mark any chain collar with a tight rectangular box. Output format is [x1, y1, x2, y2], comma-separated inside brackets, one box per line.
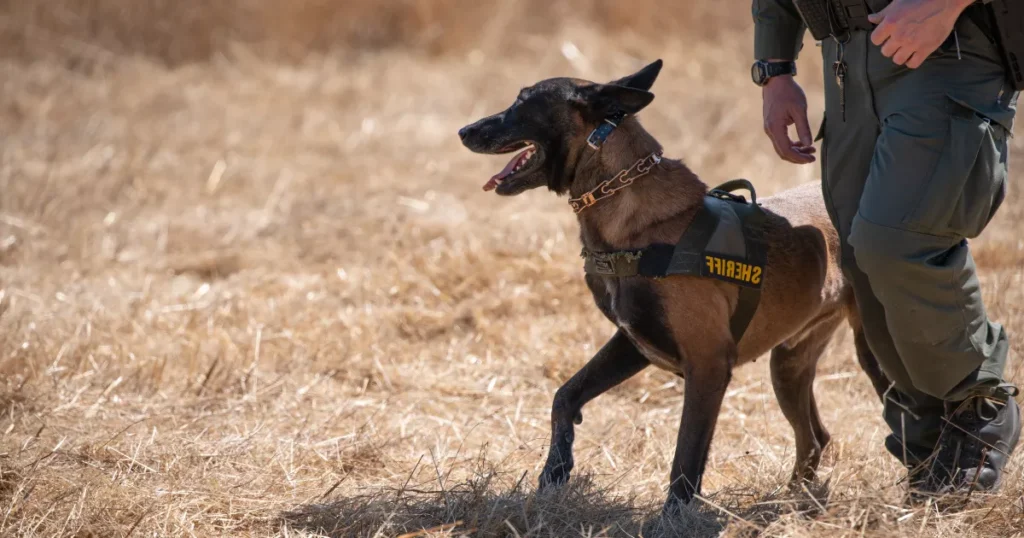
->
[568, 151, 663, 214]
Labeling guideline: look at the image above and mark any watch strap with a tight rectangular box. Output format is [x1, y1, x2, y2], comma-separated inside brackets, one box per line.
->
[764, 61, 796, 78]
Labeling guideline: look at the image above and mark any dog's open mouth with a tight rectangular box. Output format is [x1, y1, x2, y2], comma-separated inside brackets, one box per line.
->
[482, 142, 541, 192]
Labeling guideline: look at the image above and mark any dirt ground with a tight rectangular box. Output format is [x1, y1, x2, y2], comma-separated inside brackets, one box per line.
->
[0, 1, 1022, 536]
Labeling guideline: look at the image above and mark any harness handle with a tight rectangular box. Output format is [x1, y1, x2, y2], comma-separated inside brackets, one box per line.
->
[709, 179, 758, 205]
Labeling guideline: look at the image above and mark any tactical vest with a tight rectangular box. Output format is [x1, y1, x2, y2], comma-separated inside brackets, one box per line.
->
[582, 180, 767, 343]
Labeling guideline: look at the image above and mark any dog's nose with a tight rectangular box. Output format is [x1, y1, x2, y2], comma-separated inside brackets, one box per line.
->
[458, 125, 471, 141]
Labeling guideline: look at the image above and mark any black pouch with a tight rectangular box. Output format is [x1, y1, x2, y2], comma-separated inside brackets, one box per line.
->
[987, 0, 1024, 91]
[792, 0, 880, 41]
[793, 0, 842, 40]
[830, 0, 891, 32]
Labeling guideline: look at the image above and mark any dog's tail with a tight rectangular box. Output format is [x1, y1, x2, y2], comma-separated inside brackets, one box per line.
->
[845, 299, 890, 402]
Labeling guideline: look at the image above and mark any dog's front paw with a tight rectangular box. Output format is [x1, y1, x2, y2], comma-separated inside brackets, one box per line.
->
[537, 459, 574, 491]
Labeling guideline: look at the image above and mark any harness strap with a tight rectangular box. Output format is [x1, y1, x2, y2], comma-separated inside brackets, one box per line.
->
[723, 181, 767, 343]
[581, 201, 720, 279]
[668, 200, 719, 274]
[582, 243, 675, 278]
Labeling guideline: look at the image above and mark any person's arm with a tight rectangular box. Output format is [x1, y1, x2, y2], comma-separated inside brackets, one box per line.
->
[753, 0, 807, 61]
[754, 0, 815, 164]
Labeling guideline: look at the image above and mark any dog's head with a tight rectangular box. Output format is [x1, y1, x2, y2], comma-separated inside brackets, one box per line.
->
[458, 59, 663, 196]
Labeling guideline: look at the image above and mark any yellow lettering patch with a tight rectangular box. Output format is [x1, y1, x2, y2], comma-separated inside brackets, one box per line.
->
[701, 254, 764, 288]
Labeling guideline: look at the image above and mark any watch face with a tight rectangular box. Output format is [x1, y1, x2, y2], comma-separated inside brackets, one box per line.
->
[749, 62, 765, 84]
[751, 62, 766, 85]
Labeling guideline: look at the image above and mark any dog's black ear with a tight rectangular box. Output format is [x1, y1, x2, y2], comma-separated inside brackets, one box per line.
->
[609, 59, 663, 91]
[580, 83, 655, 117]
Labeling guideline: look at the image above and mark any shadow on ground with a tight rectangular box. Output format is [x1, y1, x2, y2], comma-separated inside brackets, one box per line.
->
[280, 471, 832, 537]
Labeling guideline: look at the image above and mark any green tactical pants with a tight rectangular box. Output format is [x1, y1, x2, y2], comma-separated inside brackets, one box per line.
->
[818, 15, 1018, 449]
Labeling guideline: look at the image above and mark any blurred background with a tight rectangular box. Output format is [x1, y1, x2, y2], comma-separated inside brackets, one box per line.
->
[0, 1, 1021, 536]
[0, 0, 836, 275]
[1, 1, 773, 63]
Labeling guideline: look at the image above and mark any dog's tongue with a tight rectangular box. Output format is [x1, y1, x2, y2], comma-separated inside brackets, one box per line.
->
[483, 148, 530, 191]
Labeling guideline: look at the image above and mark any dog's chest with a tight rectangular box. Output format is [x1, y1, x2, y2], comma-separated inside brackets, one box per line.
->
[585, 274, 683, 372]
[621, 324, 681, 373]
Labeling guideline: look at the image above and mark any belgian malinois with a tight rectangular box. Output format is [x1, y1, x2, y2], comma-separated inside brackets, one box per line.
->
[458, 60, 890, 511]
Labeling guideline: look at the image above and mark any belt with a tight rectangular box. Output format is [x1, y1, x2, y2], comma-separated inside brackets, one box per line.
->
[837, 0, 991, 36]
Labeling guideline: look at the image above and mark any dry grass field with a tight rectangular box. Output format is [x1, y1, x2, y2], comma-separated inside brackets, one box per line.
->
[1, 1, 1023, 536]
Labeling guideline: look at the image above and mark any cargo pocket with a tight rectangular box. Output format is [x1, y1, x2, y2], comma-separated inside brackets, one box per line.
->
[816, 114, 840, 230]
[902, 95, 1008, 239]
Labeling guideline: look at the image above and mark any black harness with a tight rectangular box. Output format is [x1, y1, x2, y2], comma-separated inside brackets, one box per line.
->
[581, 180, 768, 343]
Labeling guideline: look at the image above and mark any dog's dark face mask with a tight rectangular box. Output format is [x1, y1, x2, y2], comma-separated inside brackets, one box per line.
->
[458, 59, 662, 196]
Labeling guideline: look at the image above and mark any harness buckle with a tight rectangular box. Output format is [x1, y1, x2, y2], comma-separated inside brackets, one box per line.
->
[587, 250, 642, 277]
[592, 253, 615, 275]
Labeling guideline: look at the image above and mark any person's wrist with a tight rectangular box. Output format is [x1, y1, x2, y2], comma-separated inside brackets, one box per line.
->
[753, 59, 796, 87]
[764, 74, 794, 88]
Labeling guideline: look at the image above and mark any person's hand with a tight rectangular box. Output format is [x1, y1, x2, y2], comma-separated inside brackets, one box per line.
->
[762, 74, 815, 165]
[868, 0, 974, 69]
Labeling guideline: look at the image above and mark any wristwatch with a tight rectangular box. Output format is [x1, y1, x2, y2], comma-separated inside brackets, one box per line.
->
[751, 60, 797, 86]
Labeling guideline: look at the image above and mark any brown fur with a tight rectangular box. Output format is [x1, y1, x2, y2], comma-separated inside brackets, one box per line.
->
[458, 60, 890, 510]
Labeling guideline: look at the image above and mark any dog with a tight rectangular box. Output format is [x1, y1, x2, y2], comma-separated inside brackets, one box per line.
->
[458, 59, 890, 511]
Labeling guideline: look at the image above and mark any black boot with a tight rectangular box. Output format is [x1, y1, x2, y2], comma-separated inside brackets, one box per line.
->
[880, 387, 954, 498]
[903, 385, 1021, 499]
[884, 434, 950, 496]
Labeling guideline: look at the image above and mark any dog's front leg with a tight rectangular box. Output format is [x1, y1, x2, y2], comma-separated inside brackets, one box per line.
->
[664, 350, 732, 512]
[538, 329, 650, 490]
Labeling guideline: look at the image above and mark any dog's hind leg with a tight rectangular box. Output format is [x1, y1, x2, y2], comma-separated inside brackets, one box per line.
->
[847, 316, 890, 402]
[770, 314, 842, 485]
[538, 329, 649, 490]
